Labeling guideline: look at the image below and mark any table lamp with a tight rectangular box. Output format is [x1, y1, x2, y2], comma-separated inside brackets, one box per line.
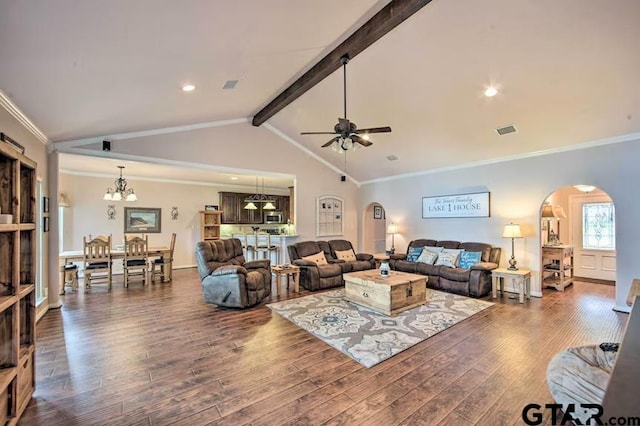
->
[541, 203, 558, 245]
[387, 223, 398, 254]
[502, 223, 522, 270]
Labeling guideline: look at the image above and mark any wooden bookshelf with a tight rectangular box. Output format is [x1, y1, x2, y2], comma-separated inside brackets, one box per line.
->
[200, 211, 223, 241]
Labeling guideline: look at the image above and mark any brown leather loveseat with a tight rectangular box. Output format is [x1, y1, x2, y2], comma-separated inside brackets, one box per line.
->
[391, 239, 500, 298]
[195, 238, 271, 308]
[287, 239, 375, 291]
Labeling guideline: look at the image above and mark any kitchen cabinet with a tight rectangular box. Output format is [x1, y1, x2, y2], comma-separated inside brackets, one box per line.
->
[219, 192, 289, 224]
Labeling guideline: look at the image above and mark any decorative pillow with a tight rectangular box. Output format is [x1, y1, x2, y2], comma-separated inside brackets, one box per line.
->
[302, 251, 328, 265]
[416, 249, 438, 265]
[434, 252, 458, 268]
[335, 248, 357, 262]
[458, 251, 482, 269]
[441, 248, 465, 266]
[425, 246, 445, 254]
[406, 246, 424, 262]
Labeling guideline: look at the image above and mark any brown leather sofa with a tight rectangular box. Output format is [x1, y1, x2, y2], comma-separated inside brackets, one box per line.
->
[287, 239, 375, 291]
[195, 238, 271, 308]
[390, 239, 500, 298]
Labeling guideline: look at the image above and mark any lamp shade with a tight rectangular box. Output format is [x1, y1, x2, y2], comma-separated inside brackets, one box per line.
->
[553, 205, 567, 219]
[541, 203, 556, 218]
[387, 223, 398, 234]
[502, 223, 522, 238]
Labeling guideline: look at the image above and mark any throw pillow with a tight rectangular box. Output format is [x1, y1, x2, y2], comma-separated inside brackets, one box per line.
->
[434, 252, 458, 268]
[335, 248, 357, 262]
[406, 246, 424, 262]
[416, 249, 438, 265]
[441, 248, 465, 266]
[458, 251, 482, 269]
[302, 251, 328, 265]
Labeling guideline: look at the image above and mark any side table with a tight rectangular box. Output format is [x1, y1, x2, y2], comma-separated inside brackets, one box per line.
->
[271, 264, 300, 296]
[373, 253, 390, 269]
[492, 268, 531, 304]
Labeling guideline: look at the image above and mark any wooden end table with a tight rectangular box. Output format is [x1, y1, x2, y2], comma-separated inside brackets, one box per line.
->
[271, 264, 300, 296]
[373, 253, 390, 268]
[492, 268, 531, 304]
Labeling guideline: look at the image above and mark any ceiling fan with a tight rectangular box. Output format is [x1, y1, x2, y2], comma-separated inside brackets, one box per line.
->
[300, 55, 391, 150]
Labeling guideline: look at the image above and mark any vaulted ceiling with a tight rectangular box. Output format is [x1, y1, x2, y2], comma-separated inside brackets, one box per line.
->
[1, 0, 639, 183]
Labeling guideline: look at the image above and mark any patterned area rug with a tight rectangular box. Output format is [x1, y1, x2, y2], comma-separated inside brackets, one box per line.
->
[267, 288, 493, 368]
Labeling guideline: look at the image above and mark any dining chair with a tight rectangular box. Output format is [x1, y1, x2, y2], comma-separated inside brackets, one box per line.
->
[63, 262, 79, 292]
[83, 234, 112, 290]
[123, 234, 149, 287]
[255, 232, 279, 264]
[151, 233, 176, 283]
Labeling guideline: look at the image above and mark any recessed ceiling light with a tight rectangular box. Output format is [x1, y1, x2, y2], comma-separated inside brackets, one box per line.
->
[484, 86, 498, 97]
[230, 176, 238, 180]
[182, 84, 195, 92]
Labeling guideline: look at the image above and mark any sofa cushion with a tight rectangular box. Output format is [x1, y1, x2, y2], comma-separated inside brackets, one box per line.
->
[436, 240, 461, 249]
[395, 259, 418, 273]
[318, 263, 343, 278]
[406, 246, 424, 262]
[415, 262, 441, 276]
[302, 251, 328, 265]
[459, 251, 482, 269]
[439, 266, 471, 282]
[416, 249, 438, 265]
[459, 242, 492, 262]
[335, 248, 357, 262]
[435, 252, 458, 268]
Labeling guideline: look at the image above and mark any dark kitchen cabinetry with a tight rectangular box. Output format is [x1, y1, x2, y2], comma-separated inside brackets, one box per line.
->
[219, 192, 289, 224]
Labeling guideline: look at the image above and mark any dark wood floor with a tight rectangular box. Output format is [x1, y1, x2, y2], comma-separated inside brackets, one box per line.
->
[21, 269, 627, 426]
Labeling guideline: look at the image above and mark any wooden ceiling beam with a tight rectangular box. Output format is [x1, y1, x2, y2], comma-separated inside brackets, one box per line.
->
[252, 0, 434, 127]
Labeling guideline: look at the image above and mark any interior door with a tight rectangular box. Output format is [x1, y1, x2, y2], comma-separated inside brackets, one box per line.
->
[570, 193, 616, 281]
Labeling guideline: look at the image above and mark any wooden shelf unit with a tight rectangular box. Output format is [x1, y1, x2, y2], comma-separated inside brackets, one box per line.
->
[0, 140, 37, 424]
[200, 211, 223, 241]
[541, 245, 574, 291]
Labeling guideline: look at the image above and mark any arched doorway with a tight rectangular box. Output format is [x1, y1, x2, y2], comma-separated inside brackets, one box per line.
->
[363, 203, 386, 254]
[540, 184, 616, 292]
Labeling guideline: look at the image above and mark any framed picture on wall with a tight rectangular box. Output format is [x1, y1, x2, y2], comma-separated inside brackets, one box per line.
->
[374, 205, 383, 219]
[124, 207, 162, 233]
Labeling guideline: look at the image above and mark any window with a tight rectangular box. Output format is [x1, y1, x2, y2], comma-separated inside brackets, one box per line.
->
[582, 202, 615, 250]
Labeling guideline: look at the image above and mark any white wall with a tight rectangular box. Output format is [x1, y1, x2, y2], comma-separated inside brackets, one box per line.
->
[64, 122, 361, 245]
[360, 137, 640, 313]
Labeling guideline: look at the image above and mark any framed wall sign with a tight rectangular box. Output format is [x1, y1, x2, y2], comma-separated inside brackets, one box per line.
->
[422, 192, 490, 218]
[124, 207, 162, 233]
[374, 205, 383, 219]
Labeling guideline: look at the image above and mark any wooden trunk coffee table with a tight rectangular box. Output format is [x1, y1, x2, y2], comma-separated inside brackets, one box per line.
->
[343, 270, 428, 316]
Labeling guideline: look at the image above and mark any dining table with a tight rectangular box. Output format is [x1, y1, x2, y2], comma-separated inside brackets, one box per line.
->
[59, 246, 171, 294]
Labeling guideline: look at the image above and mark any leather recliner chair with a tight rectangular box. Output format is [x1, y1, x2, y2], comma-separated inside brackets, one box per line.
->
[287, 240, 343, 291]
[195, 238, 271, 308]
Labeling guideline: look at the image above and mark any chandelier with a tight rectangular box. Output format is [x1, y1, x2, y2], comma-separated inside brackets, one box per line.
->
[244, 176, 275, 210]
[103, 166, 137, 201]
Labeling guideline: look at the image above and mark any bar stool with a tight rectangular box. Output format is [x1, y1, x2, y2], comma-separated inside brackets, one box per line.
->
[255, 233, 279, 264]
[233, 233, 255, 260]
[64, 263, 79, 292]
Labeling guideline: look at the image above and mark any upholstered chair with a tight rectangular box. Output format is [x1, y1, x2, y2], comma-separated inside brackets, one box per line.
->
[195, 238, 271, 308]
[327, 239, 375, 273]
[287, 240, 343, 291]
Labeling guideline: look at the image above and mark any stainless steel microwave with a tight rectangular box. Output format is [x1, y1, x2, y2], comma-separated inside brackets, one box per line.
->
[264, 211, 284, 224]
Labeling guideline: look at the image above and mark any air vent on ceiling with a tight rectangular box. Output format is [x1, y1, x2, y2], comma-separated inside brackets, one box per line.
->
[223, 80, 238, 90]
[386, 155, 398, 161]
[496, 124, 517, 135]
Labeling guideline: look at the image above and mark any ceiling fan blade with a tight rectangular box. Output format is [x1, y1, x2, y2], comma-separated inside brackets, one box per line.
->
[301, 131, 338, 135]
[355, 126, 392, 134]
[351, 134, 373, 147]
[321, 137, 339, 148]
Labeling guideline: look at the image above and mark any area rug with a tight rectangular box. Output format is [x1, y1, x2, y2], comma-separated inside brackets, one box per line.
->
[267, 288, 493, 368]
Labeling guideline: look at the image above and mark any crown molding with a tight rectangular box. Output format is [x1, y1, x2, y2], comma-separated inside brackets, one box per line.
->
[51, 117, 251, 149]
[361, 131, 640, 185]
[262, 123, 360, 187]
[0, 89, 49, 145]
